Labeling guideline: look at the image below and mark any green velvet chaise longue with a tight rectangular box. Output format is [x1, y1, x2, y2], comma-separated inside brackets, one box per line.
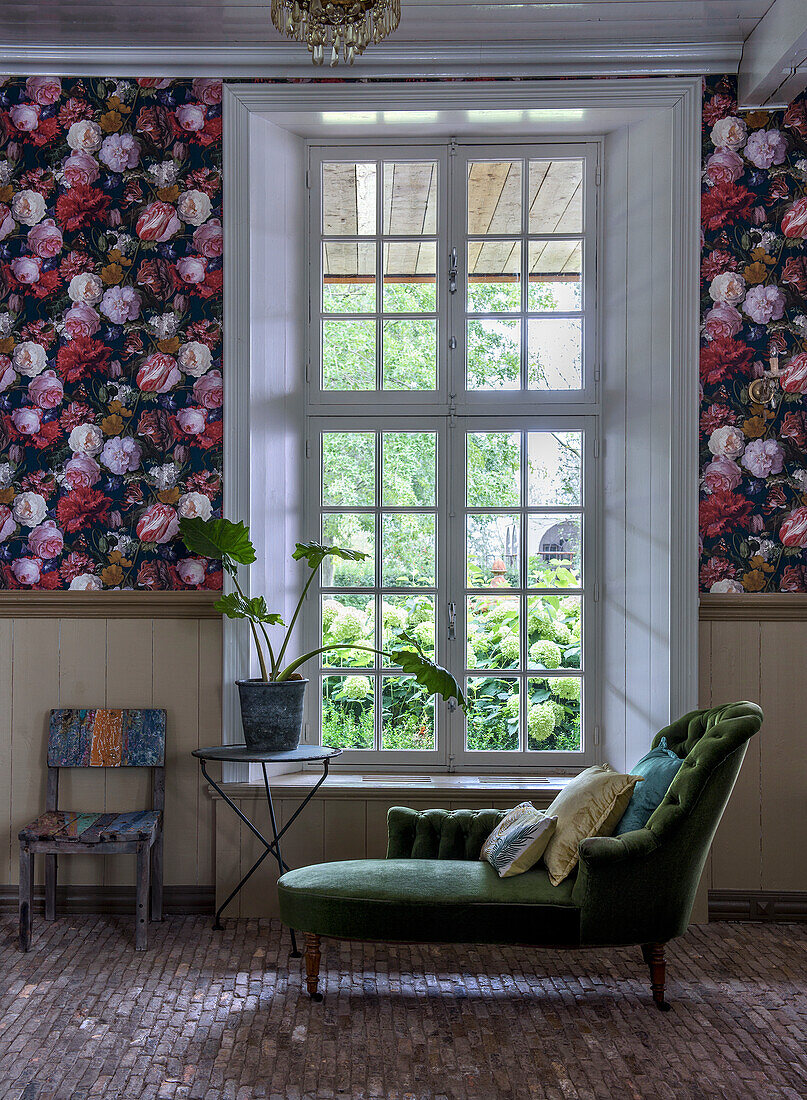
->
[278, 701, 763, 1009]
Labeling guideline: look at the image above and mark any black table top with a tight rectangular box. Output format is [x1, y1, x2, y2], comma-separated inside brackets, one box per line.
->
[193, 744, 342, 764]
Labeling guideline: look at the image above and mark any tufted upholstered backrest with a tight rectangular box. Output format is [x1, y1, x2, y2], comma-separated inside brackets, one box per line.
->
[386, 807, 505, 860]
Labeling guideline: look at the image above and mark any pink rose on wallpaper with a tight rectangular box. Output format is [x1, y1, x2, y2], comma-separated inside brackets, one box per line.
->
[100, 436, 141, 475]
[176, 256, 206, 284]
[0, 355, 15, 393]
[177, 341, 212, 376]
[741, 438, 785, 478]
[743, 129, 788, 169]
[705, 149, 744, 185]
[704, 303, 743, 339]
[175, 104, 206, 132]
[68, 573, 102, 591]
[27, 219, 64, 258]
[28, 520, 63, 559]
[177, 189, 211, 226]
[708, 424, 745, 460]
[176, 407, 206, 435]
[709, 271, 746, 305]
[10, 104, 40, 131]
[68, 271, 103, 305]
[782, 197, 807, 239]
[11, 408, 43, 436]
[0, 505, 15, 542]
[63, 454, 101, 489]
[12, 491, 47, 527]
[192, 217, 222, 258]
[66, 120, 102, 153]
[67, 422, 103, 456]
[10, 256, 42, 285]
[703, 457, 742, 493]
[12, 557, 41, 585]
[28, 370, 64, 409]
[780, 507, 807, 548]
[25, 76, 62, 105]
[61, 151, 100, 188]
[710, 116, 747, 150]
[0, 204, 15, 241]
[193, 369, 222, 409]
[135, 200, 181, 242]
[177, 558, 206, 586]
[191, 79, 222, 106]
[13, 341, 48, 377]
[136, 352, 181, 393]
[62, 303, 100, 339]
[742, 284, 785, 324]
[99, 133, 140, 172]
[100, 285, 141, 324]
[710, 579, 744, 593]
[781, 353, 807, 394]
[136, 503, 179, 544]
[177, 491, 212, 520]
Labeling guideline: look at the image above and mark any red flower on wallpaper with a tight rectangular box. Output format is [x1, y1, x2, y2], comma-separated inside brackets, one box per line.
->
[56, 337, 112, 383]
[701, 182, 756, 230]
[699, 336, 754, 385]
[55, 184, 112, 231]
[782, 257, 807, 297]
[699, 490, 754, 539]
[56, 488, 113, 533]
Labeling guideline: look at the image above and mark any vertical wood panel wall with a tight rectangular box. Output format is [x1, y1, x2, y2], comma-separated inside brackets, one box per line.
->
[0, 615, 222, 889]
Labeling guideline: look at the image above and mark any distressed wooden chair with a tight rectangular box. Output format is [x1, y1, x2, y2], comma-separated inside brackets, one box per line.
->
[18, 708, 166, 952]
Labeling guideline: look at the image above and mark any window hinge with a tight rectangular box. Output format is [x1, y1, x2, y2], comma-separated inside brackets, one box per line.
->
[305, 169, 311, 189]
[305, 439, 311, 459]
[448, 392, 457, 428]
[449, 137, 458, 157]
[305, 358, 311, 383]
[448, 335, 457, 350]
[593, 438, 600, 459]
[594, 725, 601, 746]
[595, 164, 602, 188]
[593, 581, 600, 603]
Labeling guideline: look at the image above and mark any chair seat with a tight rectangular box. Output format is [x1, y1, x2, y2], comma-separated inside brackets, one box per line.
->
[19, 810, 160, 845]
[278, 859, 581, 946]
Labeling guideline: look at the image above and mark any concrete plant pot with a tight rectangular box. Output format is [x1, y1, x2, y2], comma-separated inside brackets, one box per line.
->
[236, 678, 308, 752]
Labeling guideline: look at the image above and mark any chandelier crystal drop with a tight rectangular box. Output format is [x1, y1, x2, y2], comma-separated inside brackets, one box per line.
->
[271, 0, 401, 66]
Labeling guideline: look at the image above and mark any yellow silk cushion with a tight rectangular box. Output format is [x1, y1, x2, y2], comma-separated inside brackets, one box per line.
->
[542, 765, 643, 886]
[479, 801, 536, 862]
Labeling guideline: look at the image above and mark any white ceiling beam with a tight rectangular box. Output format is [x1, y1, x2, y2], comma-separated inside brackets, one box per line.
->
[738, 0, 807, 108]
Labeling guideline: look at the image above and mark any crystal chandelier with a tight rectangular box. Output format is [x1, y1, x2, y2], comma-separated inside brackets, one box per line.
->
[271, 0, 401, 66]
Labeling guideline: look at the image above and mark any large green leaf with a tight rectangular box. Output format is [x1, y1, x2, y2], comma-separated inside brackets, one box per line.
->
[293, 540, 369, 570]
[215, 592, 284, 625]
[388, 632, 467, 713]
[179, 517, 256, 565]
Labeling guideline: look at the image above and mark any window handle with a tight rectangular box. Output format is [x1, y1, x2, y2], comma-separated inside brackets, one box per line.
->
[447, 601, 456, 641]
[448, 248, 458, 295]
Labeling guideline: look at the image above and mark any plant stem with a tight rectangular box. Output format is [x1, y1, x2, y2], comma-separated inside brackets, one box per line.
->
[276, 644, 384, 682]
[228, 561, 272, 681]
[249, 619, 269, 682]
[274, 565, 319, 673]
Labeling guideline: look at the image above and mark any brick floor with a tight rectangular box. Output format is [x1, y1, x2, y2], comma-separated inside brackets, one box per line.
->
[0, 916, 805, 1099]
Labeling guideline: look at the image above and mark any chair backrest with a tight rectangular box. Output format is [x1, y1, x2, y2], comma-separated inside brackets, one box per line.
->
[47, 709, 166, 814]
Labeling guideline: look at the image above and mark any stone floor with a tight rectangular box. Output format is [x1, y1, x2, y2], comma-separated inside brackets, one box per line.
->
[0, 916, 805, 1100]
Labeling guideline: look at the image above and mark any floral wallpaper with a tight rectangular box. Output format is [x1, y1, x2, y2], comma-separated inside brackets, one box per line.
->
[701, 76, 807, 592]
[0, 76, 223, 590]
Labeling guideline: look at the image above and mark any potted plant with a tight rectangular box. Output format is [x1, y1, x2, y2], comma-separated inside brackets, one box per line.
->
[179, 516, 466, 751]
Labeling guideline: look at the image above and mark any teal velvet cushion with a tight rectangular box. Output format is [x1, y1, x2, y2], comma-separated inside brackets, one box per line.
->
[614, 737, 683, 835]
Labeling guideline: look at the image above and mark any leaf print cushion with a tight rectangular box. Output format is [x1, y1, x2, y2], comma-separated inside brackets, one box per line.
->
[485, 812, 558, 878]
[479, 801, 537, 862]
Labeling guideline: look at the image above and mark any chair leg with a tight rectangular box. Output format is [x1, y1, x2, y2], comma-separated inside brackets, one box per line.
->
[304, 933, 322, 1001]
[135, 843, 150, 950]
[44, 854, 57, 921]
[642, 942, 670, 1011]
[19, 846, 33, 952]
[150, 833, 163, 923]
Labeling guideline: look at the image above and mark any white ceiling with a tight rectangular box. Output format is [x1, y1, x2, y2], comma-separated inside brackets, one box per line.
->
[0, 0, 774, 48]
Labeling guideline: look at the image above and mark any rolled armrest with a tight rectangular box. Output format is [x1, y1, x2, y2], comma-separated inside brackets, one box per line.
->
[386, 806, 505, 860]
[577, 827, 658, 866]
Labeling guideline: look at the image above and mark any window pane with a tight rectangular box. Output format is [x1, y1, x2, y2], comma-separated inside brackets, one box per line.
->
[467, 595, 519, 670]
[322, 242, 376, 313]
[467, 432, 520, 507]
[527, 317, 582, 391]
[383, 161, 438, 235]
[527, 595, 581, 670]
[467, 318, 520, 391]
[322, 675, 374, 750]
[466, 677, 519, 751]
[322, 595, 374, 667]
[467, 161, 522, 235]
[384, 241, 436, 312]
[381, 513, 435, 587]
[528, 676, 582, 750]
[381, 594, 435, 663]
[382, 431, 436, 506]
[381, 677, 435, 750]
[527, 515, 582, 588]
[466, 513, 519, 588]
[322, 431, 375, 507]
[382, 318, 436, 390]
[529, 159, 583, 234]
[529, 240, 582, 312]
[323, 161, 377, 236]
[322, 319, 376, 390]
[322, 513, 375, 586]
[467, 241, 520, 313]
[527, 431, 582, 507]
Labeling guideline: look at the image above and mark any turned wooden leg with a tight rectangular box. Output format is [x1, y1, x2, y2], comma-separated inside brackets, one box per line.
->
[304, 933, 322, 1001]
[643, 942, 670, 1011]
[19, 845, 33, 952]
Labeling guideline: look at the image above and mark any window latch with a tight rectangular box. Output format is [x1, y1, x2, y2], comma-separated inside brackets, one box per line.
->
[448, 248, 458, 295]
[447, 601, 456, 641]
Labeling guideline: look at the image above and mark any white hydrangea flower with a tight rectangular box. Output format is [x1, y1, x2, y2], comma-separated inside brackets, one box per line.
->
[0, 312, 13, 337]
[793, 314, 807, 336]
[147, 160, 179, 187]
[149, 462, 179, 490]
[148, 312, 180, 339]
[0, 160, 11, 185]
[792, 469, 807, 490]
[0, 462, 14, 488]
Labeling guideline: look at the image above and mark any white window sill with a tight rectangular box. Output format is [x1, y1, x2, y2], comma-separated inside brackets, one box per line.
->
[207, 772, 575, 801]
